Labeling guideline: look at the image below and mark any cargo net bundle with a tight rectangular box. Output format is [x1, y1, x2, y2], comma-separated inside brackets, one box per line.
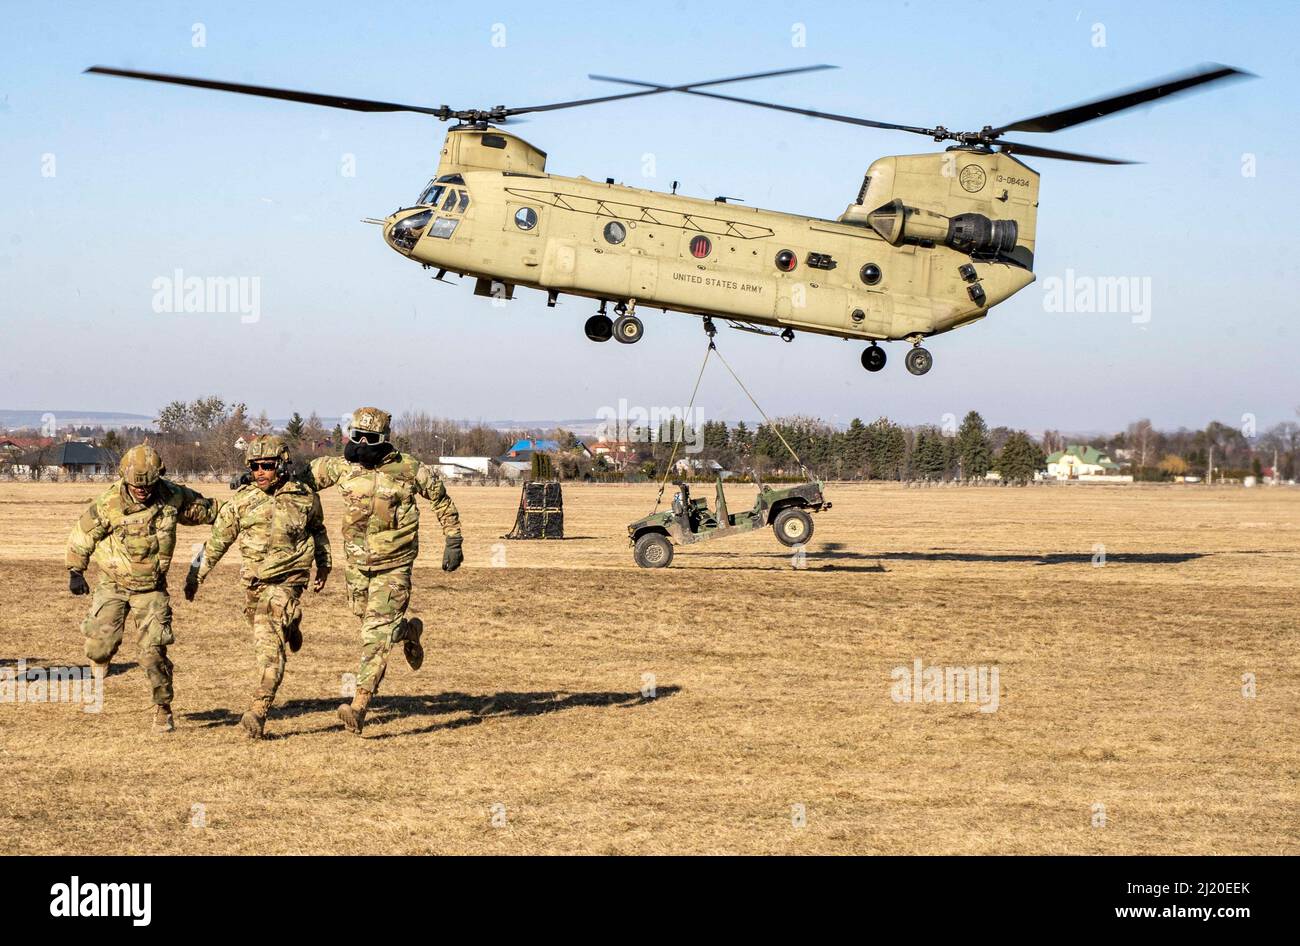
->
[503, 481, 564, 540]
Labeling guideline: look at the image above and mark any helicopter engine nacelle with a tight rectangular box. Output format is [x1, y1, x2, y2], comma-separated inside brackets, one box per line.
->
[864, 199, 1018, 255]
[840, 150, 1039, 263]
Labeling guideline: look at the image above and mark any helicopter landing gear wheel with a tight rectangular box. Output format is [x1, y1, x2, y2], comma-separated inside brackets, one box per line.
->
[861, 343, 886, 372]
[613, 314, 644, 344]
[633, 533, 674, 568]
[905, 346, 933, 376]
[584, 314, 613, 342]
[780, 328, 795, 343]
[772, 507, 814, 547]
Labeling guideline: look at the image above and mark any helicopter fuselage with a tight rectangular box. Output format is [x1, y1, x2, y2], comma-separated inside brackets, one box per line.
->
[383, 126, 1038, 346]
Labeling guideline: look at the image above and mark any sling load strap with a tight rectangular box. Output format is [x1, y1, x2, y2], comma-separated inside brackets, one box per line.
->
[650, 340, 714, 515]
[648, 334, 812, 517]
[710, 342, 811, 481]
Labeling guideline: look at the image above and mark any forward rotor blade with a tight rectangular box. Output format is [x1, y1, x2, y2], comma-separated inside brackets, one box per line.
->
[590, 74, 932, 135]
[996, 140, 1135, 165]
[994, 63, 1253, 135]
[85, 66, 445, 114]
[87, 64, 840, 122]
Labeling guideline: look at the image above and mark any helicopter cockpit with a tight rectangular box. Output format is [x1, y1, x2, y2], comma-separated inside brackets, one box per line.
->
[417, 174, 471, 214]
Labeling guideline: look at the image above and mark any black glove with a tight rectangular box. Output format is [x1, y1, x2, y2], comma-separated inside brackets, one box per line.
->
[229, 471, 251, 490]
[69, 570, 89, 596]
[183, 566, 201, 601]
[442, 535, 463, 572]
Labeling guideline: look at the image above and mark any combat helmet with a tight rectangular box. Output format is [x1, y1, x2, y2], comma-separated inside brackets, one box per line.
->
[349, 407, 391, 440]
[119, 443, 164, 487]
[245, 434, 290, 465]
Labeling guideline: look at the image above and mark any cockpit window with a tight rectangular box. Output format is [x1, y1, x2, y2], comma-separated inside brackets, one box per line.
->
[457, 190, 470, 213]
[418, 182, 446, 207]
[390, 210, 432, 251]
[442, 190, 458, 212]
[436, 174, 465, 185]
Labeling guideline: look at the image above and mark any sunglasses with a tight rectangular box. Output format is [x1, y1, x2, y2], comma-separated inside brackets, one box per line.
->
[349, 430, 385, 445]
[249, 461, 278, 471]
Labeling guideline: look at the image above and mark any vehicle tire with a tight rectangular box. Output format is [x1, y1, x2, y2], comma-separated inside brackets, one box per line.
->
[905, 346, 933, 376]
[633, 532, 674, 568]
[584, 314, 613, 342]
[861, 344, 886, 372]
[772, 507, 813, 547]
[613, 314, 644, 344]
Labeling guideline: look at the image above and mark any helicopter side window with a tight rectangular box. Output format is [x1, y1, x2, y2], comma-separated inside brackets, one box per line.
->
[418, 183, 446, 207]
[458, 190, 470, 213]
[442, 190, 458, 212]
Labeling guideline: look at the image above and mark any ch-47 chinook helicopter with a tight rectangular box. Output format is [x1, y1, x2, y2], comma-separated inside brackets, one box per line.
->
[88, 62, 1248, 375]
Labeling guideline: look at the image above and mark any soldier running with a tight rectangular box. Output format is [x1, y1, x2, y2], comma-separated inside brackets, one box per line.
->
[304, 407, 462, 735]
[66, 443, 221, 733]
[185, 435, 331, 739]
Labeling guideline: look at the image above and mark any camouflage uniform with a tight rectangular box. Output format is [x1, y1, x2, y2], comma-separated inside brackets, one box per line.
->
[66, 445, 219, 729]
[194, 436, 331, 737]
[305, 406, 462, 733]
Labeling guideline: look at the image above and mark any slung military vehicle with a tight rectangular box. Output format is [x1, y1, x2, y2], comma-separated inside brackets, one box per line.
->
[628, 475, 829, 568]
[87, 63, 1248, 375]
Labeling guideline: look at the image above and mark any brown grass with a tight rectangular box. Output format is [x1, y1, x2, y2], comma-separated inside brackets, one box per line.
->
[1, 480, 1296, 854]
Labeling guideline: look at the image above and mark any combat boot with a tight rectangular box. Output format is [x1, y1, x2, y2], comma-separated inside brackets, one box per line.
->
[337, 687, 372, 735]
[240, 696, 272, 740]
[402, 617, 424, 671]
[152, 703, 175, 734]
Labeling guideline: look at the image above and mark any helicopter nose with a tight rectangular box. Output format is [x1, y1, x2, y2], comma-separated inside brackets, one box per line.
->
[385, 208, 432, 254]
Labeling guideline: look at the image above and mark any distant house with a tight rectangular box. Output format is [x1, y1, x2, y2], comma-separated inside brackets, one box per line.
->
[495, 436, 590, 479]
[495, 457, 532, 479]
[0, 436, 54, 455]
[506, 438, 560, 456]
[436, 456, 497, 479]
[1046, 444, 1121, 479]
[587, 440, 640, 469]
[673, 457, 725, 475]
[14, 440, 118, 477]
[504, 437, 590, 458]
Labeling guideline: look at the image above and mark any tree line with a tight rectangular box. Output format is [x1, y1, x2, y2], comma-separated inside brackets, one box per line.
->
[3, 396, 1296, 484]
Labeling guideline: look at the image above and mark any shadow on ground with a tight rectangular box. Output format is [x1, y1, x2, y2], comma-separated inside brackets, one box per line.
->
[878, 550, 1205, 565]
[1, 657, 135, 678]
[182, 686, 680, 740]
[703, 547, 1206, 567]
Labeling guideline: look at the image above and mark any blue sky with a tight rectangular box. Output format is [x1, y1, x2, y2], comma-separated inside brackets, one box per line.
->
[1, 0, 1295, 433]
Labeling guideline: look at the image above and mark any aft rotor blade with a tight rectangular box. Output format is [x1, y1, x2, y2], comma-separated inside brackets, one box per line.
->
[997, 140, 1135, 165]
[590, 74, 933, 135]
[994, 63, 1253, 135]
[515, 64, 839, 116]
[85, 66, 446, 114]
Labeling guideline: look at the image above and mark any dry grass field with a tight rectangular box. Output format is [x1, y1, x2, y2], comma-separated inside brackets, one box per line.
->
[1, 480, 1296, 855]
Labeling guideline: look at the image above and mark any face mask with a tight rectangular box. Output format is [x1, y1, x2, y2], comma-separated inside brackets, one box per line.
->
[345, 439, 392, 468]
